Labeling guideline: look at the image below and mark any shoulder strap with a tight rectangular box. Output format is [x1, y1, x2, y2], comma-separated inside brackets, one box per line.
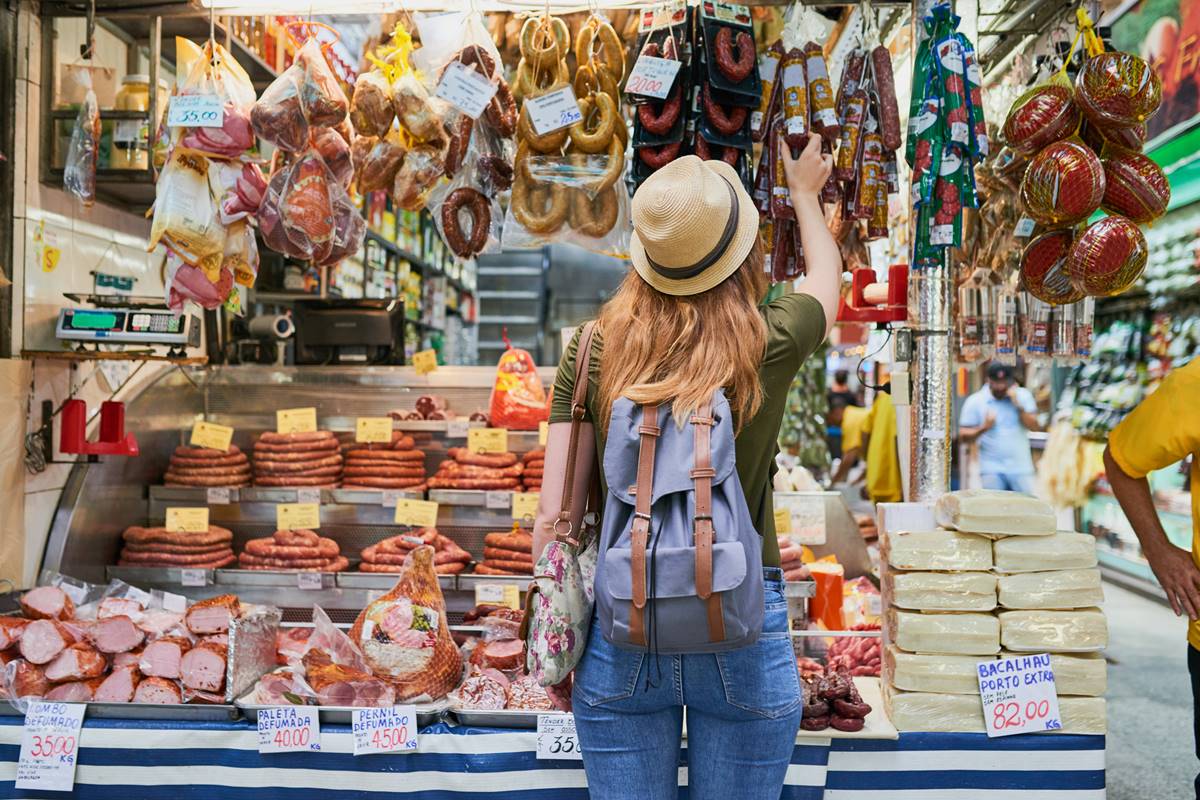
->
[554, 322, 598, 545]
[628, 403, 660, 647]
[691, 401, 724, 643]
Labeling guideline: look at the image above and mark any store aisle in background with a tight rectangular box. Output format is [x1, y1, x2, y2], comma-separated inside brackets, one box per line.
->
[1105, 580, 1193, 799]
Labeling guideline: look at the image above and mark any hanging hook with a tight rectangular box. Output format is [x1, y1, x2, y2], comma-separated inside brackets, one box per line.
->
[81, 0, 95, 60]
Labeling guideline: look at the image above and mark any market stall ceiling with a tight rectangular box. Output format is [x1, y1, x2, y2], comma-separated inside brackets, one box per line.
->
[195, 0, 912, 13]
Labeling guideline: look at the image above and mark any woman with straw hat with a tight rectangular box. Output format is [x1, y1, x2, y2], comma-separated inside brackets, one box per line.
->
[531, 135, 840, 798]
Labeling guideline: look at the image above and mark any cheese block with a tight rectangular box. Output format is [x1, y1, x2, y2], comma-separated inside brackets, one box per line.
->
[998, 569, 1103, 610]
[999, 608, 1108, 652]
[1059, 696, 1107, 734]
[885, 529, 993, 571]
[1001, 651, 1106, 696]
[885, 571, 997, 612]
[888, 609, 1000, 655]
[885, 645, 987, 694]
[934, 490, 1056, 537]
[993, 532, 1098, 572]
[883, 683, 986, 732]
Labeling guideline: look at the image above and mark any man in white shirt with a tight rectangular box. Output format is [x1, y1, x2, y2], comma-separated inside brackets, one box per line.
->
[959, 363, 1041, 494]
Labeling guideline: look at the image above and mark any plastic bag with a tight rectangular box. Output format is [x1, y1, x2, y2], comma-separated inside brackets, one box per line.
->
[352, 132, 407, 194]
[393, 142, 445, 211]
[149, 148, 225, 267]
[310, 126, 353, 189]
[251, 62, 309, 153]
[487, 345, 548, 430]
[215, 161, 268, 223]
[63, 69, 99, 207]
[350, 69, 395, 137]
[316, 184, 365, 267]
[427, 142, 502, 259]
[175, 41, 257, 160]
[392, 71, 444, 142]
[255, 163, 298, 257]
[224, 219, 260, 287]
[279, 149, 337, 262]
[165, 247, 234, 311]
[296, 38, 349, 128]
[297, 605, 397, 707]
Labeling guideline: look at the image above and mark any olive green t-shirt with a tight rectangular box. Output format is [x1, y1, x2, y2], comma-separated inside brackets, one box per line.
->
[549, 292, 827, 567]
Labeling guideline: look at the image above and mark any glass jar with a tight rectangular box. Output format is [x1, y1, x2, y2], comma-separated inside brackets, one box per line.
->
[112, 74, 150, 170]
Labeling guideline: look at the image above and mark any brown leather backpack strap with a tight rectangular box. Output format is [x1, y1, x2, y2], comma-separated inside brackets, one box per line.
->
[691, 401, 724, 643]
[628, 403, 659, 647]
[553, 322, 597, 545]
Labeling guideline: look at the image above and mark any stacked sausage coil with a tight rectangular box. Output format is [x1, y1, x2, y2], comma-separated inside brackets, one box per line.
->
[237, 529, 349, 572]
[118, 525, 236, 569]
[475, 528, 533, 575]
[521, 448, 544, 492]
[358, 529, 472, 575]
[163, 444, 251, 488]
[252, 430, 343, 488]
[428, 447, 523, 490]
[340, 431, 427, 490]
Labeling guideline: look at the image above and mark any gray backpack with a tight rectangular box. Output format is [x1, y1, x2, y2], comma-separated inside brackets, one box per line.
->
[595, 389, 764, 654]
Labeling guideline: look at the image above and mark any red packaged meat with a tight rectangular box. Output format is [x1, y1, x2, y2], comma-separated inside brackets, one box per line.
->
[1067, 215, 1148, 297]
[1101, 149, 1170, 223]
[1002, 84, 1080, 155]
[1020, 229, 1084, 306]
[1075, 51, 1162, 128]
[487, 345, 548, 430]
[1019, 141, 1105, 226]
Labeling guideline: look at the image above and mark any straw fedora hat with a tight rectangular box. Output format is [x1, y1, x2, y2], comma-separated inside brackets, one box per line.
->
[629, 155, 760, 297]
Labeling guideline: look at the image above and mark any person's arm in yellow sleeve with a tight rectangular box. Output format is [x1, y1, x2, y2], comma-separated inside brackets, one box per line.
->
[1104, 366, 1200, 619]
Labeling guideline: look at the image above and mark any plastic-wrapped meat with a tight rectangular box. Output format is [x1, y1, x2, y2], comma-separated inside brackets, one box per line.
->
[19, 619, 76, 665]
[507, 675, 553, 710]
[98, 598, 143, 620]
[136, 609, 185, 639]
[132, 676, 183, 704]
[180, 641, 228, 693]
[200, 634, 229, 648]
[316, 193, 365, 267]
[139, 637, 191, 679]
[0, 618, 29, 650]
[185, 594, 240, 635]
[44, 642, 107, 682]
[46, 677, 103, 702]
[180, 102, 254, 158]
[276, 628, 312, 665]
[253, 668, 310, 705]
[94, 665, 141, 703]
[453, 674, 507, 709]
[111, 650, 143, 669]
[252, 62, 309, 153]
[469, 638, 525, 673]
[296, 38, 349, 127]
[280, 152, 336, 262]
[9, 660, 50, 699]
[86, 615, 146, 654]
[218, 162, 268, 223]
[21, 586, 75, 620]
[304, 657, 396, 707]
[311, 127, 353, 189]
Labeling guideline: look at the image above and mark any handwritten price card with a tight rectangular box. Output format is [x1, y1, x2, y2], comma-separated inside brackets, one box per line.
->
[352, 706, 418, 756]
[277, 503, 320, 531]
[165, 507, 210, 533]
[624, 55, 681, 99]
[536, 714, 582, 760]
[257, 706, 321, 753]
[190, 420, 233, 451]
[475, 582, 520, 610]
[435, 61, 497, 119]
[167, 94, 222, 127]
[525, 85, 582, 135]
[977, 653, 1062, 737]
[412, 349, 439, 376]
[16, 701, 86, 792]
[395, 499, 439, 528]
[276, 407, 317, 434]
[356, 417, 393, 443]
[468, 427, 508, 454]
[512, 491, 539, 521]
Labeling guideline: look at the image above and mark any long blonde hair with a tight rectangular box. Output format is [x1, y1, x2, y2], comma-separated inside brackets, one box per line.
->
[596, 240, 768, 431]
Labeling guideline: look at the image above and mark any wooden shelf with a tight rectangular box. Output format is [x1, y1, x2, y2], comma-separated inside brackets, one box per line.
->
[22, 349, 207, 365]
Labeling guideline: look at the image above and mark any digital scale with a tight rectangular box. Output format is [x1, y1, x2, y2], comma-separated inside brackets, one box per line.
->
[55, 307, 201, 354]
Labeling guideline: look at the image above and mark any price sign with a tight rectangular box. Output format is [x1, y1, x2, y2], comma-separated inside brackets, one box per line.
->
[381, 490, 403, 508]
[512, 491, 539, 521]
[277, 503, 321, 531]
[475, 582, 521, 610]
[297, 572, 324, 590]
[1014, 217, 1036, 238]
[395, 499, 439, 528]
[356, 417, 393, 443]
[257, 706, 321, 753]
[485, 490, 511, 509]
[297, 488, 322, 504]
[179, 569, 207, 587]
[206, 487, 232, 505]
[352, 706, 418, 756]
[446, 420, 470, 438]
[773, 507, 792, 534]
[165, 507, 209, 533]
[167, 94, 223, 128]
[276, 407, 318, 434]
[538, 421, 549, 446]
[977, 653, 1062, 737]
[15, 701, 86, 792]
[624, 55, 682, 99]
[525, 85, 583, 136]
[412, 349, 439, 376]
[536, 714, 582, 760]
[468, 427, 508, 454]
[190, 420, 233, 452]
[435, 61, 498, 119]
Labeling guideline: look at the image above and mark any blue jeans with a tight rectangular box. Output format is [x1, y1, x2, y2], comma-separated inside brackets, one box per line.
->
[572, 568, 802, 800]
[981, 472, 1037, 494]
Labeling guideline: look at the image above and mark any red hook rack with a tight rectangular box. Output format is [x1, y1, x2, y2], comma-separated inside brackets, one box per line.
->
[837, 264, 909, 325]
[59, 399, 139, 458]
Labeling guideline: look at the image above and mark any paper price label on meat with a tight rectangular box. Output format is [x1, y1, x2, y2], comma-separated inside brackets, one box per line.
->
[977, 653, 1062, 737]
[525, 86, 582, 136]
[257, 706, 321, 753]
[277, 502, 320, 531]
[276, 407, 318, 434]
[165, 507, 209, 533]
[475, 582, 520, 610]
[435, 61, 498, 119]
[395, 499, 439, 528]
[485, 490, 511, 509]
[446, 420, 470, 439]
[206, 487, 233, 505]
[536, 714, 582, 760]
[356, 417, 393, 443]
[468, 427, 508, 454]
[773, 507, 792, 534]
[16, 701, 86, 792]
[161, 591, 188, 612]
[412, 349, 438, 376]
[512, 491, 539, 522]
[352, 706, 418, 756]
[538, 420, 549, 446]
[625, 55, 682, 100]
[190, 420, 234, 452]
[167, 94, 223, 128]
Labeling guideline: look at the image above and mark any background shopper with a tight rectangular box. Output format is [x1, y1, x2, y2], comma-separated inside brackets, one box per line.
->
[959, 362, 1042, 493]
[861, 383, 903, 503]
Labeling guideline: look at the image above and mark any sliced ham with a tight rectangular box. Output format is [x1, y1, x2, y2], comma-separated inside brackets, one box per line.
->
[94, 665, 141, 702]
[200, 634, 229, 648]
[98, 597, 144, 619]
[470, 638, 525, 672]
[185, 594, 240, 635]
[139, 637, 191, 679]
[45, 677, 102, 702]
[20, 586, 75, 621]
[253, 669, 307, 705]
[187, 689, 226, 704]
[44, 642, 108, 683]
[276, 627, 312, 665]
[179, 641, 227, 693]
[111, 650, 143, 669]
[19, 619, 76, 665]
[132, 676, 183, 704]
[10, 660, 49, 699]
[86, 615, 146, 654]
[0, 617, 29, 650]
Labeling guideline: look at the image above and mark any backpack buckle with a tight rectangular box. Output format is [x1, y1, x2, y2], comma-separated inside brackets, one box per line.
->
[690, 467, 716, 479]
[689, 415, 715, 426]
[638, 424, 661, 437]
[571, 403, 587, 421]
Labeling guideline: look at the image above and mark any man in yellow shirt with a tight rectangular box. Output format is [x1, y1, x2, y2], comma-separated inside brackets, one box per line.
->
[828, 397, 870, 485]
[861, 384, 903, 503]
[1104, 359, 1200, 796]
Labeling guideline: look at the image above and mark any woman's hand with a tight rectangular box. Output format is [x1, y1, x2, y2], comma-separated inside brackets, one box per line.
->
[782, 134, 833, 204]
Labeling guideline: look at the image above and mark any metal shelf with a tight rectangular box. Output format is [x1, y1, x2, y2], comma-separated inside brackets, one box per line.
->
[22, 348, 206, 365]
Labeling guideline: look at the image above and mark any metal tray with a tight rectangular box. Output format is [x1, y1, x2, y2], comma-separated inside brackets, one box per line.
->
[236, 693, 449, 726]
[0, 699, 239, 721]
[449, 707, 567, 729]
[336, 571, 456, 592]
[457, 573, 532, 591]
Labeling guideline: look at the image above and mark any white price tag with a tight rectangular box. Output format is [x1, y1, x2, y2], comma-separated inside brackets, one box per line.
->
[381, 490, 403, 508]
[16, 702, 86, 792]
[536, 714, 582, 760]
[485, 490, 511, 510]
[977, 654, 1062, 737]
[297, 488, 321, 504]
[180, 569, 207, 587]
[525, 86, 583, 136]
[257, 706, 321, 753]
[352, 706, 419, 755]
[161, 591, 188, 613]
[297, 572, 324, 590]
[167, 94, 223, 128]
[930, 224, 955, 246]
[435, 61, 498, 119]
[206, 487, 232, 505]
[624, 55, 682, 99]
[1014, 217, 1036, 237]
[446, 420, 470, 438]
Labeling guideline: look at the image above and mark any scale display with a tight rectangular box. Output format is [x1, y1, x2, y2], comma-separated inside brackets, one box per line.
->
[56, 308, 199, 348]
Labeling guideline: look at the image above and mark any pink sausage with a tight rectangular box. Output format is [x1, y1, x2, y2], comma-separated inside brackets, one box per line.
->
[86, 615, 146, 654]
[44, 642, 107, 682]
[19, 619, 76, 665]
[132, 676, 183, 704]
[139, 638, 190, 679]
[94, 665, 141, 703]
[179, 642, 227, 693]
